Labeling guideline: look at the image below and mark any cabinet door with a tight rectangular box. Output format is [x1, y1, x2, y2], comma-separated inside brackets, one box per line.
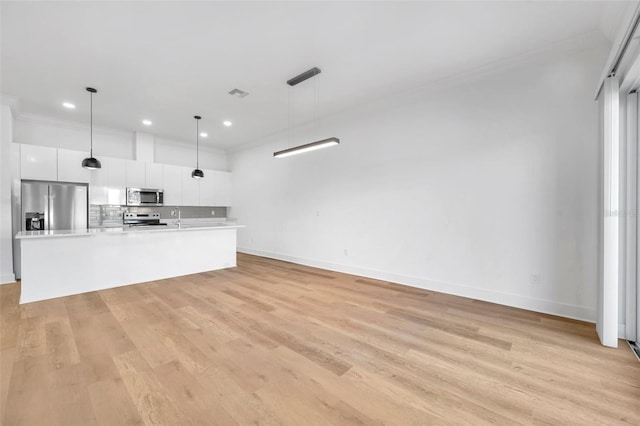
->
[20, 144, 57, 181]
[199, 169, 215, 206]
[57, 148, 90, 183]
[213, 170, 233, 206]
[88, 157, 126, 205]
[181, 167, 200, 206]
[145, 163, 163, 189]
[88, 166, 107, 205]
[162, 165, 182, 205]
[106, 157, 127, 205]
[125, 160, 146, 188]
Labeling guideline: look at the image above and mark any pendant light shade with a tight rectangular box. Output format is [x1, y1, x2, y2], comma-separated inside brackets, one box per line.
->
[81, 157, 101, 169]
[82, 87, 101, 169]
[192, 115, 204, 179]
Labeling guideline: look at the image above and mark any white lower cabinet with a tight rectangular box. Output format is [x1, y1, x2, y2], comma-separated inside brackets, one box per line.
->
[181, 167, 200, 206]
[162, 165, 182, 205]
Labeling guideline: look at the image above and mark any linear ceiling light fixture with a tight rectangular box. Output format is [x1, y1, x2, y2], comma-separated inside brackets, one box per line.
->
[275, 66, 340, 159]
[286, 67, 321, 86]
[81, 87, 101, 170]
[274, 137, 340, 158]
[191, 115, 204, 179]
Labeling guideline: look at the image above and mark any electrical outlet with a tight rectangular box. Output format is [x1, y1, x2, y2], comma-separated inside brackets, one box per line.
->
[530, 273, 540, 285]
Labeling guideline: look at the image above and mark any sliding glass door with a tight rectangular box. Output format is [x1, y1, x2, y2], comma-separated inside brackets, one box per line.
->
[625, 89, 640, 345]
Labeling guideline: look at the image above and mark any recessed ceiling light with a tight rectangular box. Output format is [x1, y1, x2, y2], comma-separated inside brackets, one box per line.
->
[142, 119, 152, 126]
[223, 120, 232, 127]
[200, 132, 208, 138]
[62, 102, 75, 109]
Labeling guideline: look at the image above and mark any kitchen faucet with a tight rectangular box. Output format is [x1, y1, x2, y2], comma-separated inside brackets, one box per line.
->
[171, 207, 181, 226]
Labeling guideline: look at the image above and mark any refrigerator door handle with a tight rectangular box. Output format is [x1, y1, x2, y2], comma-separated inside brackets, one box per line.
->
[46, 185, 51, 231]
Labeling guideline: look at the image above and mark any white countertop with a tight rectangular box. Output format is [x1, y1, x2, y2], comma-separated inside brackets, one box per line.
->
[16, 222, 245, 240]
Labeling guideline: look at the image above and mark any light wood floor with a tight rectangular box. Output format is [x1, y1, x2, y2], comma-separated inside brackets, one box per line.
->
[1, 253, 639, 425]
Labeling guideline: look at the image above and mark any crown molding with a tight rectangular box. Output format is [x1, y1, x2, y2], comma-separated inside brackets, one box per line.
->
[228, 30, 608, 155]
[0, 94, 19, 110]
[15, 112, 226, 155]
[595, 1, 640, 99]
[154, 136, 226, 155]
[14, 112, 134, 139]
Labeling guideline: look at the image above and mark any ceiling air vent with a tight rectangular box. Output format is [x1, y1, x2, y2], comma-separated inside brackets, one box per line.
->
[228, 88, 249, 98]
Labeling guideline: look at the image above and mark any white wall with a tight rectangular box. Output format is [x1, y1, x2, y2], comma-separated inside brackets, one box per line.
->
[0, 102, 16, 283]
[13, 115, 227, 170]
[155, 137, 227, 171]
[14, 115, 134, 159]
[230, 40, 608, 322]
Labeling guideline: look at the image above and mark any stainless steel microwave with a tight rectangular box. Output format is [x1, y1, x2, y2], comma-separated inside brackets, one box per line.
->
[126, 188, 164, 206]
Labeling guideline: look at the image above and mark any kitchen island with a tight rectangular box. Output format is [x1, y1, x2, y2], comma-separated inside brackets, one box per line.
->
[16, 223, 244, 303]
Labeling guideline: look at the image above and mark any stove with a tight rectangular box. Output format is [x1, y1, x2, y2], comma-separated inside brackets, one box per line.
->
[123, 212, 167, 227]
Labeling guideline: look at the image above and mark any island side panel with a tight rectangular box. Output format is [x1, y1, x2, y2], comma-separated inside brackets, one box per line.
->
[20, 228, 237, 303]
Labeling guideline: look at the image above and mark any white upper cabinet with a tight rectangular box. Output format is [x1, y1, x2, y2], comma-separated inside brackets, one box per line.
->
[20, 144, 57, 181]
[89, 157, 127, 205]
[125, 160, 146, 188]
[181, 167, 200, 206]
[199, 169, 215, 206]
[106, 157, 127, 205]
[17, 144, 232, 208]
[145, 163, 163, 189]
[198, 170, 231, 206]
[162, 165, 182, 206]
[88, 165, 108, 205]
[213, 170, 232, 206]
[57, 148, 90, 183]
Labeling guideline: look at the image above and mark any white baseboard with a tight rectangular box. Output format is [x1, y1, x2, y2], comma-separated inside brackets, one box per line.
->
[0, 273, 16, 285]
[239, 247, 597, 323]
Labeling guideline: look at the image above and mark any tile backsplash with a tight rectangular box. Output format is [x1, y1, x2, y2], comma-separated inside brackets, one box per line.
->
[89, 205, 228, 227]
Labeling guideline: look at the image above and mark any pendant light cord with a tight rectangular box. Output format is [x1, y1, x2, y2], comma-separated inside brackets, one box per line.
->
[196, 118, 199, 169]
[90, 91, 93, 157]
[289, 87, 294, 146]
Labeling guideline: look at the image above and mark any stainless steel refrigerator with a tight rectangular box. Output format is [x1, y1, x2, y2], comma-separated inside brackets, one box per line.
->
[21, 180, 88, 232]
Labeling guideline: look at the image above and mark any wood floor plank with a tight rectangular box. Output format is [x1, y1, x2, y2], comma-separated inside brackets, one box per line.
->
[153, 360, 238, 426]
[88, 378, 145, 426]
[113, 350, 191, 425]
[1, 252, 639, 425]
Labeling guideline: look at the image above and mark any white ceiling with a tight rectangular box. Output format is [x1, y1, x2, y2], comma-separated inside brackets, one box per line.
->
[0, 1, 629, 150]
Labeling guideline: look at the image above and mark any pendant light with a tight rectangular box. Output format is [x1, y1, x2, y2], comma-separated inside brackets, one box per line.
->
[274, 67, 340, 158]
[191, 115, 204, 179]
[81, 87, 101, 169]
